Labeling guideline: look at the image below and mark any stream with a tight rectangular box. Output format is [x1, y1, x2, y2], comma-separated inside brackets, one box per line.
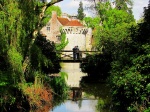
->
[48, 62, 112, 112]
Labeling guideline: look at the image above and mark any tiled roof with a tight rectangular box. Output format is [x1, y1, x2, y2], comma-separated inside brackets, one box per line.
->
[57, 17, 70, 25]
[65, 20, 83, 26]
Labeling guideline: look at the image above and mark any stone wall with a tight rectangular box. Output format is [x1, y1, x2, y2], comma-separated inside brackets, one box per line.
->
[65, 34, 86, 51]
[61, 26, 89, 59]
[62, 26, 88, 51]
[40, 11, 62, 43]
[85, 28, 92, 51]
[40, 11, 93, 53]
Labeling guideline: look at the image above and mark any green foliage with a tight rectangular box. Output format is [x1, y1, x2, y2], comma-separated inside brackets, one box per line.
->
[96, 1, 134, 24]
[0, 0, 65, 110]
[83, 17, 101, 29]
[80, 53, 112, 80]
[93, 2, 135, 49]
[42, 5, 62, 25]
[30, 35, 61, 74]
[77, 1, 85, 20]
[115, 0, 133, 14]
[94, 23, 135, 55]
[50, 72, 69, 107]
[82, 0, 150, 111]
[96, 2, 112, 22]
[80, 82, 112, 112]
[55, 33, 68, 51]
[146, 83, 150, 93]
[144, 107, 150, 112]
[7, 47, 23, 72]
[0, 0, 25, 108]
[103, 9, 135, 29]
[107, 2, 150, 111]
[96, 98, 105, 111]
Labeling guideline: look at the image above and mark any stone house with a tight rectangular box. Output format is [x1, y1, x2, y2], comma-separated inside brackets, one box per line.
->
[40, 11, 92, 53]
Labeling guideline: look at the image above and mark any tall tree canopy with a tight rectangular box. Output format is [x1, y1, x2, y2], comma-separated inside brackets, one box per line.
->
[115, 0, 133, 14]
[83, 16, 101, 29]
[81, 0, 150, 111]
[0, 0, 67, 111]
[77, 1, 85, 20]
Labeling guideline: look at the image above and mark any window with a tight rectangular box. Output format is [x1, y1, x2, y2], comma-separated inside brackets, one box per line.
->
[47, 27, 50, 32]
[56, 36, 61, 41]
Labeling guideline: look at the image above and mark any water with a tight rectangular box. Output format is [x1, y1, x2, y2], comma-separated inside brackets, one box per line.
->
[50, 100, 98, 112]
[48, 62, 112, 112]
[49, 63, 99, 112]
[60, 63, 87, 87]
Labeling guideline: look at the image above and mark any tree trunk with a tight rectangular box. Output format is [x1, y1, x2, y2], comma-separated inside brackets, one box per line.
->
[22, 0, 63, 74]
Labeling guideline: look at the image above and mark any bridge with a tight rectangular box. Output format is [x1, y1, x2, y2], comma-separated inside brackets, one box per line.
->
[54, 50, 100, 90]
[56, 50, 99, 62]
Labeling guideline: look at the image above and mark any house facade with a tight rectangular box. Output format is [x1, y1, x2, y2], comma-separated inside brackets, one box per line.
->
[40, 11, 92, 53]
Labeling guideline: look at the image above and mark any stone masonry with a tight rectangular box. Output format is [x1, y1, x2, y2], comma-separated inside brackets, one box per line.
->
[40, 11, 92, 52]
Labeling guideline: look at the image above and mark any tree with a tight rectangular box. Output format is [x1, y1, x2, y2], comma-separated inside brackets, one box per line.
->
[93, 1, 150, 111]
[94, 6, 135, 49]
[96, 2, 112, 22]
[83, 17, 101, 29]
[0, 0, 64, 111]
[115, 0, 133, 14]
[77, 1, 85, 20]
[30, 35, 61, 75]
[42, 5, 62, 25]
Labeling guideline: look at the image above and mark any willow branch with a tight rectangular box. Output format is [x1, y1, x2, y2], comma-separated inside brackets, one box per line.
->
[23, 0, 63, 74]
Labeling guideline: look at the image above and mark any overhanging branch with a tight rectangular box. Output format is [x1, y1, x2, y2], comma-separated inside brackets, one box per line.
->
[46, 0, 63, 8]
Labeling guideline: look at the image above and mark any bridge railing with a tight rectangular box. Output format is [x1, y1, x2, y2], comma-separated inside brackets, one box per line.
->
[56, 50, 99, 60]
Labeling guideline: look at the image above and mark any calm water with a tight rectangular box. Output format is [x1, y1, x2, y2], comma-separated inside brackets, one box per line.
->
[50, 100, 98, 112]
[48, 63, 112, 112]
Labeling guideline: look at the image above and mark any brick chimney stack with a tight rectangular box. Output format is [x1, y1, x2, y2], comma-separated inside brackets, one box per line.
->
[51, 11, 57, 31]
[51, 11, 57, 20]
[50, 11, 59, 42]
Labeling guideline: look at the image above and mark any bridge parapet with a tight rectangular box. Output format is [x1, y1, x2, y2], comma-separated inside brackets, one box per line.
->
[56, 50, 99, 60]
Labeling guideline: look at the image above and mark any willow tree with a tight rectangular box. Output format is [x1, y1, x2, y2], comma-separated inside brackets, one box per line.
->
[0, 0, 63, 111]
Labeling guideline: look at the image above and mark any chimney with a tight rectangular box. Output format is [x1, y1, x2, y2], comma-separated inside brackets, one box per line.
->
[51, 11, 57, 20]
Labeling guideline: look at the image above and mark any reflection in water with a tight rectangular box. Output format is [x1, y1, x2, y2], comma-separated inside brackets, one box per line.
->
[60, 63, 87, 87]
[48, 62, 112, 112]
[49, 63, 100, 112]
[71, 87, 82, 101]
[50, 100, 98, 112]
[80, 76, 113, 112]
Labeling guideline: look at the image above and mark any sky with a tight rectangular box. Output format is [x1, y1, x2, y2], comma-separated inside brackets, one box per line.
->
[51, 100, 98, 112]
[49, 0, 149, 20]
